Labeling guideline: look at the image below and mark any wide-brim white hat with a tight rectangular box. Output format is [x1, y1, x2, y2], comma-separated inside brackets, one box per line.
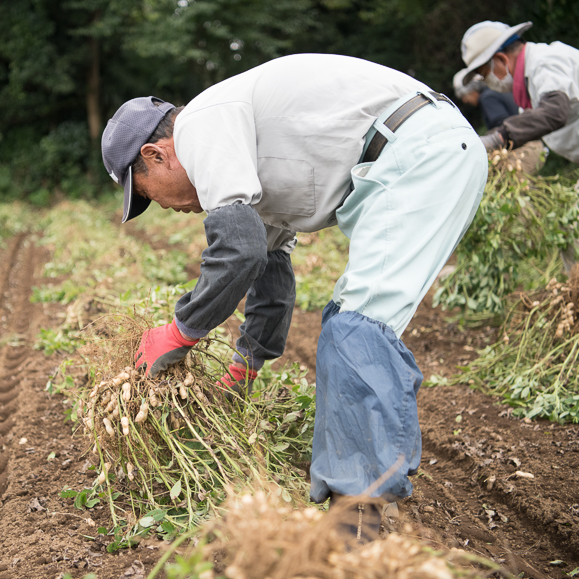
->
[461, 20, 533, 85]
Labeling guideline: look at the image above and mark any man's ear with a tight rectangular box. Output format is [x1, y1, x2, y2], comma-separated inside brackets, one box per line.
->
[495, 52, 509, 69]
[140, 143, 165, 165]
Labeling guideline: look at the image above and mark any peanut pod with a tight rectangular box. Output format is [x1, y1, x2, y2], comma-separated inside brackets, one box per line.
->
[103, 417, 115, 437]
[121, 416, 130, 436]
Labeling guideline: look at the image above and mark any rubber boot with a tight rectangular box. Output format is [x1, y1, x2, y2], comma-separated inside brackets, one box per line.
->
[329, 493, 383, 545]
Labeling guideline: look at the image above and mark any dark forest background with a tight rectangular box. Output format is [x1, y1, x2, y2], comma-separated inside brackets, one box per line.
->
[1, 0, 578, 203]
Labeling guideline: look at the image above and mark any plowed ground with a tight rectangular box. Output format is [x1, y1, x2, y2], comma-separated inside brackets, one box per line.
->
[0, 233, 578, 579]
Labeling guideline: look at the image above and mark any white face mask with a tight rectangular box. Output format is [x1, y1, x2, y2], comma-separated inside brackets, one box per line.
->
[485, 57, 513, 93]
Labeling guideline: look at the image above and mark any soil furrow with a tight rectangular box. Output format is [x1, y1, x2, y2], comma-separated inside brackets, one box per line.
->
[0, 236, 23, 305]
[0, 379, 18, 394]
[421, 420, 579, 555]
[0, 417, 15, 437]
[0, 390, 19, 404]
[0, 236, 36, 464]
[0, 236, 167, 578]
[0, 398, 20, 421]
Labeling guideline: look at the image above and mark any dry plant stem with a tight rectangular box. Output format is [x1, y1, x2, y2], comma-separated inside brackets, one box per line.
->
[94, 432, 118, 529]
[182, 390, 261, 481]
[170, 392, 231, 484]
[149, 411, 208, 526]
[77, 313, 314, 540]
[119, 397, 158, 506]
[192, 487, 503, 579]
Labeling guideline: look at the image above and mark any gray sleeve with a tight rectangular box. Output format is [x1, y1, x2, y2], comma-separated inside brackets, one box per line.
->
[174, 203, 268, 338]
[500, 90, 571, 148]
[233, 249, 296, 369]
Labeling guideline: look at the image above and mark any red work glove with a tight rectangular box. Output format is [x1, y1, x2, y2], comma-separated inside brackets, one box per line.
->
[135, 320, 199, 377]
[217, 364, 258, 399]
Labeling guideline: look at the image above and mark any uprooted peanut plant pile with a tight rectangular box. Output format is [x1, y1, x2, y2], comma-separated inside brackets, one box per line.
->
[73, 314, 315, 547]
[453, 267, 579, 423]
[434, 158, 579, 314]
[163, 489, 510, 579]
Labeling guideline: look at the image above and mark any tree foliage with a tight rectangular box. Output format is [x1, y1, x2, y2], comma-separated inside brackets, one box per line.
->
[1, 0, 577, 199]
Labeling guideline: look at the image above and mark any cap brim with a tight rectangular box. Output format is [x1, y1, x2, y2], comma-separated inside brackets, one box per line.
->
[462, 21, 533, 85]
[121, 166, 151, 223]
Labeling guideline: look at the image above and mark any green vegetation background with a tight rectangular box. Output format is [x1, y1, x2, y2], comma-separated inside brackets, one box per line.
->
[1, 0, 579, 202]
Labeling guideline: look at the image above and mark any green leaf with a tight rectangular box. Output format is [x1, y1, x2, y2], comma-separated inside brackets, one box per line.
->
[139, 516, 156, 528]
[521, 386, 530, 399]
[272, 442, 289, 452]
[283, 412, 300, 423]
[106, 542, 121, 553]
[60, 488, 78, 499]
[160, 521, 176, 534]
[74, 490, 89, 509]
[86, 497, 100, 508]
[147, 509, 166, 522]
[97, 527, 108, 535]
[170, 479, 182, 501]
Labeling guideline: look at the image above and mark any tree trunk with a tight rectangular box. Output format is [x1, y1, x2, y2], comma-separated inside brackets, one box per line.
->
[86, 34, 101, 147]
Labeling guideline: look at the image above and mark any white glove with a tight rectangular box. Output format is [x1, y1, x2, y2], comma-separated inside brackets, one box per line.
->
[480, 131, 504, 151]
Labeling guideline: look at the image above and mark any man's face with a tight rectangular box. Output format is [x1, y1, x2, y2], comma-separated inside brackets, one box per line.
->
[477, 53, 510, 81]
[133, 139, 203, 214]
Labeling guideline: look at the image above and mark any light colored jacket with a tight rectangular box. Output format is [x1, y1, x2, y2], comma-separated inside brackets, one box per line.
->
[526, 41, 579, 162]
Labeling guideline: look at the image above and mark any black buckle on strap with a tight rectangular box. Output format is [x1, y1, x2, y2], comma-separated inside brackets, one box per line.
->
[362, 91, 453, 164]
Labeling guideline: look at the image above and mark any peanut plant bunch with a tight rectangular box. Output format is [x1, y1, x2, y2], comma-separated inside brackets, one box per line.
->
[74, 316, 315, 547]
[163, 487, 508, 579]
[451, 270, 579, 423]
[433, 162, 579, 315]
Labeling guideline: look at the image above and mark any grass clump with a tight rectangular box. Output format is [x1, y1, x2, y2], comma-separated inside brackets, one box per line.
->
[434, 159, 579, 315]
[0, 201, 40, 243]
[29, 200, 196, 355]
[452, 267, 579, 423]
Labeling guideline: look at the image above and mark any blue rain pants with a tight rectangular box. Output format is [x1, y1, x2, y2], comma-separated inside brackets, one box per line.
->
[310, 92, 488, 502]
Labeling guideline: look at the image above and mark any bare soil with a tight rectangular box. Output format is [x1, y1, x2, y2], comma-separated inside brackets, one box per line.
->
[0, 233, 578, 578]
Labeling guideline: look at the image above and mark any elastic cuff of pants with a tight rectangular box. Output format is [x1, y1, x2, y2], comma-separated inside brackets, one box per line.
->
[310, 490, 402, 504]
[232, 349, 265, 371]
[174, 317, 211, 340]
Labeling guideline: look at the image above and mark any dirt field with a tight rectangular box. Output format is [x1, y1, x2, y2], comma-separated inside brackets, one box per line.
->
[1, 232, 578, 578]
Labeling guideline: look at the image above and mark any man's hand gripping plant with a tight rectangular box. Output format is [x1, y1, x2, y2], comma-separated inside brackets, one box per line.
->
[217, 363, 258, 400]
[135, 319, 200, 377]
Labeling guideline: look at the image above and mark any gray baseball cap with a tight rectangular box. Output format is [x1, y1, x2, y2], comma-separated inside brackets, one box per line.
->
[102, 96, 176, 223]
